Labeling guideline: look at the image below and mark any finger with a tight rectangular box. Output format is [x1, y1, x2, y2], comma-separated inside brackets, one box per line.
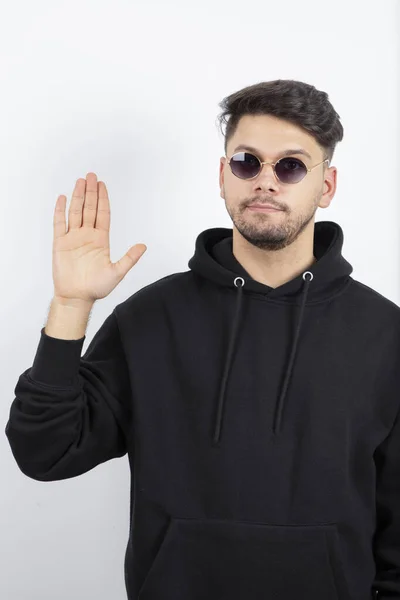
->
[82, 172, 98, 228]
[53, 195, 67, 239]
[68, 178, 86, 230]
[95, 181, 110, 232]
[112, 244, 147, 282]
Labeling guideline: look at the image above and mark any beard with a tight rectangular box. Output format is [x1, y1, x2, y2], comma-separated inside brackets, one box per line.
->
[225, 192, 321, 251]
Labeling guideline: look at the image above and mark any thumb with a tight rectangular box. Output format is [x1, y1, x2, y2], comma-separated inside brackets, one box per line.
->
[112, 244, 147, 282]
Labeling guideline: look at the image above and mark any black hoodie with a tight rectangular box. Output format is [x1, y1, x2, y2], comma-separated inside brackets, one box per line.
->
[5, 220, 400, 600]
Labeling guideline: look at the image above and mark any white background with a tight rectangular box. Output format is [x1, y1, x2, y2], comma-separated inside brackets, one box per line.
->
[1, 1, 399, 598]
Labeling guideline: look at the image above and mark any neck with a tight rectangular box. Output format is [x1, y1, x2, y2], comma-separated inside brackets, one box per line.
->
[232, 223, 317, 289]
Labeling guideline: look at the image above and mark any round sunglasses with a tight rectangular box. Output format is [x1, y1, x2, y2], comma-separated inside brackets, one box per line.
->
[227, 151, 329, 184]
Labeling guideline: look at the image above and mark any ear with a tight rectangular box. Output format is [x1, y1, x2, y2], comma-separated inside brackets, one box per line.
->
[220, 158, 226, 199]
[318, 166, 337, 209]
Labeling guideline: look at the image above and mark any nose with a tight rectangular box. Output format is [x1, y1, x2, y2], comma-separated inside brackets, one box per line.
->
[257, 161, 279, 185]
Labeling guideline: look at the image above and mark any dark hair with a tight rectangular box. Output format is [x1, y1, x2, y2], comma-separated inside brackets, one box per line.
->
[216, 79, 344, 166]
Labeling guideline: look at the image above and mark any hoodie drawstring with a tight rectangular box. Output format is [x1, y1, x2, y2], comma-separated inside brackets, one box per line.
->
[212, 271, 314, 446]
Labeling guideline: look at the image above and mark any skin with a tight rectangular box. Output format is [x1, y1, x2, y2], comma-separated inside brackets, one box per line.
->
[219, 114, 337, 289]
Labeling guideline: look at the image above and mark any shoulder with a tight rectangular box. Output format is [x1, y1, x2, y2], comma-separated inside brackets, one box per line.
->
[113, 271, 194, 318]
[348, 276, 400, 327]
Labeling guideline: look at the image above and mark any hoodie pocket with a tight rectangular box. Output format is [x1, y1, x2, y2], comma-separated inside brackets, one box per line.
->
[138, 517, 351, 600]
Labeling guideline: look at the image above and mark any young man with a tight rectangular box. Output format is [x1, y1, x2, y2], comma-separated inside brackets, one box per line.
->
[6, 80, 396, 600]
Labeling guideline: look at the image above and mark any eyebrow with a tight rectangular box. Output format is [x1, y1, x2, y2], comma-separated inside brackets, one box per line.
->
[232, 144, 312, 161]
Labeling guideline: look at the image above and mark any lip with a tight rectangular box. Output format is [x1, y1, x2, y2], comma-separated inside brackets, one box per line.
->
[247, 205, 282, 212]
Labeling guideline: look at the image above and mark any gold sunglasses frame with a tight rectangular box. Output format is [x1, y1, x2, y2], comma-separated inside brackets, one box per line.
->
[226, 152, 330, 183]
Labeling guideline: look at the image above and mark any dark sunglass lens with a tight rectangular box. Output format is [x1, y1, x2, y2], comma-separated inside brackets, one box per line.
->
[276, 157, 307, 183]
[230, 153, 260, 179]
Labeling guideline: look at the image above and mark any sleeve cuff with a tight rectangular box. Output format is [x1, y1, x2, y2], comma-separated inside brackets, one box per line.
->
[29, 327, 86, 387]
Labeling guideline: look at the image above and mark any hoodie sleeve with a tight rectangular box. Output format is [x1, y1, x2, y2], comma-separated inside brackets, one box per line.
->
[372, 397, 400, 598]
[4, 308, 133, 482]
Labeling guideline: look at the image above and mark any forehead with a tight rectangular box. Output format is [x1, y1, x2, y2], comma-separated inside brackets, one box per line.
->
[229, 114, 316, 161]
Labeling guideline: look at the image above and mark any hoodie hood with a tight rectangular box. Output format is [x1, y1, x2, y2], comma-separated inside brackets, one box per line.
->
[188, 220, 353, 445]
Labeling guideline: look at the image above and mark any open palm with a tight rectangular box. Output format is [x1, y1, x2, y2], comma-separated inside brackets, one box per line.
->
[52, 172, 147, 304]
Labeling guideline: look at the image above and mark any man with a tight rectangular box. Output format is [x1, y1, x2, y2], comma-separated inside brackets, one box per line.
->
[5, 79, 397, 599]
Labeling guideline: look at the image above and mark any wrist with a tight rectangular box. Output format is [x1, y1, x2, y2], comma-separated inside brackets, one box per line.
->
[53, 296, 95, 310]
